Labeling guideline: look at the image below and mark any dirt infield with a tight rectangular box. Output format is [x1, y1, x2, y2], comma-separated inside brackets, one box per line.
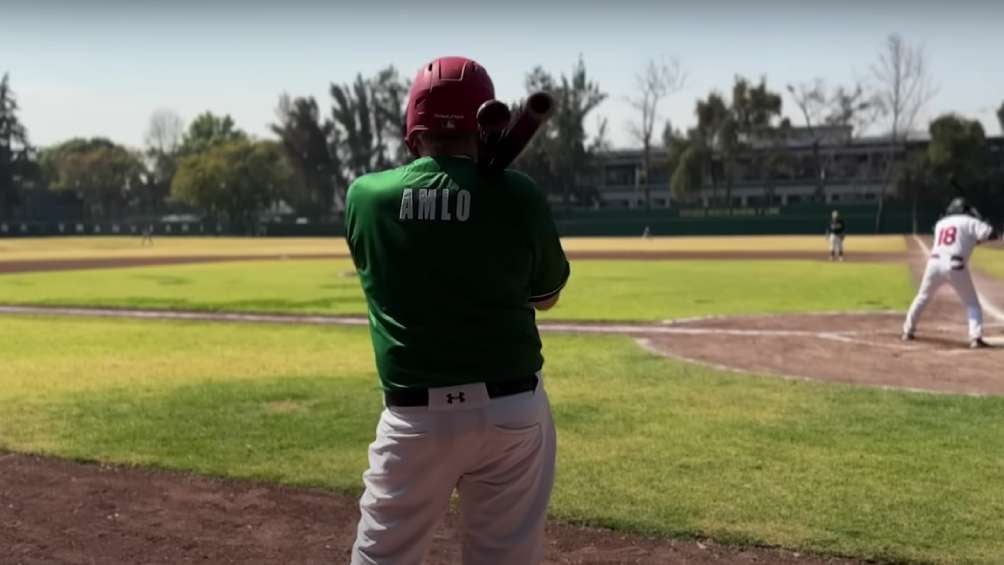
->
[639, 311, 1004, 396]
[0, 249, 906, 274]
[0, 452, 859, 565]
[639, 236, 1004, 396]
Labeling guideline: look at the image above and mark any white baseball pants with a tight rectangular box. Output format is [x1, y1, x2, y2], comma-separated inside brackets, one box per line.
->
[350, 377, 556, 565]
[903, 258, 983, 340]
[829, 234, 844, 257]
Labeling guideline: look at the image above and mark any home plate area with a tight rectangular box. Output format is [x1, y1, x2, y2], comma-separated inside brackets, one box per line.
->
[636, 311, 1004, 396]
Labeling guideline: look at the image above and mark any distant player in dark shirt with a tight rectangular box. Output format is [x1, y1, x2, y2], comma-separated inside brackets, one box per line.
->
[140, 224, 154, 247]
[827, 210, 845, 261]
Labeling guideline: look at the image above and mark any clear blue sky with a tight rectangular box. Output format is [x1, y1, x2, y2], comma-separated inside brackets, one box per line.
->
[3, 0, 1003, 150]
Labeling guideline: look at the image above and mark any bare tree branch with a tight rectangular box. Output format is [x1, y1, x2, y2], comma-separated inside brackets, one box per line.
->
[626, 57, 686, 209]
[144, 109, 184, 155]
[871, 33, 938, 142]
[870, 33, 939, 232]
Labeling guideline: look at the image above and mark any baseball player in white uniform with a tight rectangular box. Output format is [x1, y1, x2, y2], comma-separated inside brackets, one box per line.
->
[902, 197, 995, 348]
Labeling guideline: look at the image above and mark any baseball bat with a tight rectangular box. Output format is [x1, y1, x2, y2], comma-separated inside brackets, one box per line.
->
[948, 176, 984, 219]
[477, 91, 555, 172]
[476, 99, 511, 154]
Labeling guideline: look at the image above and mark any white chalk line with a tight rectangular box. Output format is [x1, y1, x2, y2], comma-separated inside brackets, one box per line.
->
[633, 337, 981, 397]
[911, 234, 1004, 323]
[0, 305, 370, 326]
[0, 304, 918, 344]
[660, 309, 904, 326]
[538, 322, 817, 337]
[815, 332, 917, 351]
[634, 337, 809, 381]
[0, 303, 957, 358]
[3, 303, 990, 355]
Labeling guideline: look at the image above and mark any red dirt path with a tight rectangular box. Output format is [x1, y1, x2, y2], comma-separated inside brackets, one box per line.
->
[640, 236, 1004, 396]
[0, 453, 858, 565]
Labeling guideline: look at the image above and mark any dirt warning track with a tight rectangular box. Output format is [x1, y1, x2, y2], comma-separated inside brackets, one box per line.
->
[0, 452, 860, 565]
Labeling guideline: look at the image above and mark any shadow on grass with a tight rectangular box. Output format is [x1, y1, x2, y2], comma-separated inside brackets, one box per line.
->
[13, 375, 383, 491]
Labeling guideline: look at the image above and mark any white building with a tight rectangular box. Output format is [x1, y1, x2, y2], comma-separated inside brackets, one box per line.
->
[587, 127, 955, 209]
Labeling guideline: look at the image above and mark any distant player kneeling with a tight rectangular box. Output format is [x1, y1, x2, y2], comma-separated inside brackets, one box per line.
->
[827, 210, 845, 261]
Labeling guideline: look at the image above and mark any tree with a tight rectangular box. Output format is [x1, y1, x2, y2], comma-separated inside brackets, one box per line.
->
[672, 77, 785, 209]
[897, 113, 1001, 228]
[171, 140, 292, 232]
[758, 118, 794, 206]
[514, 58, 607, 208]
[143, 109, 185, 214]
[177, 112, 247, 156]
[0, 73, 36, 219]
[145, 109, 184, 157]
[871, 33, 937, 231]
[627, 58, 685, 210]
[370, 66, 410, 165]
[997, 100, 1004, 134]
[271, 94, 340, 217]
[41, 138, 146, 220]
[694, 91, 732, 203]
[926, 114, 988, 188]
[329, 66, 410, 185]
[331, 74, 382, 179]
[827, 84, 882, 135]
[667, 130, 704, 201]
[787, 80, 877, 200]
[728, 76, 783, 207]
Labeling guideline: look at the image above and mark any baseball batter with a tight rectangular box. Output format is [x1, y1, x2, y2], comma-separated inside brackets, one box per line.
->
[902, 197, 995, 348]
[345, 56, 570, 564]
[827, 210, 845, 261]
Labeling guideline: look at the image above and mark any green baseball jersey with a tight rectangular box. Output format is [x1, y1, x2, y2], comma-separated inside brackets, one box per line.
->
[345, 156, 570, 391]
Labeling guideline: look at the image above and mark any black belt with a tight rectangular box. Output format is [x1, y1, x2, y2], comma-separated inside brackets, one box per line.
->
[931, 254, 966, 269]
[384, 375, 539, 407]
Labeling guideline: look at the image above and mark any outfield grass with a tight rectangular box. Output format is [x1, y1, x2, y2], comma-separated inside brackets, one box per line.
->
[0, 235, 906, 261]
[1, 316, 1001, 563]
[0, 258, 915, 320]
[973, 245, 1004, 280]
[559, 234, 907, 253]
[555, 260, 913, 320]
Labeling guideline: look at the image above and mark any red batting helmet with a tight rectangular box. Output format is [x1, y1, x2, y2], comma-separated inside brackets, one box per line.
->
[405, 56, 495, 155]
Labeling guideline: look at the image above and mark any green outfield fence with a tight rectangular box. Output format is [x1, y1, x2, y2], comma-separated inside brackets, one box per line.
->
[552, 202, 943, 236]
[0, 202, 943, 238]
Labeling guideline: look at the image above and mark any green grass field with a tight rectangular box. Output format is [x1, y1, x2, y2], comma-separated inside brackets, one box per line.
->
[5, 235, 995, 563]
[974, 245, 1004, 280]
[557, 234, 907, 253]
[0, 234, 906, 261]
[0, 258, 915, 320]
[1, 316, 1002, 564]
